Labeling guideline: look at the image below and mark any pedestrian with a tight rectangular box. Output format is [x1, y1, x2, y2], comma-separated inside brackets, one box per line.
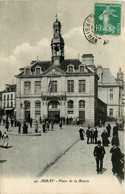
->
[94, 127, 98, 144]
[35, 120, 38, 133]
[101, 129, 110, 146]
[0, 130, 2, 139]
[113, 125, 118, 137]
[59, 121, 62, 129]
[110, 144, 123, 175]
[79, 127, 85, 140]
[2, 131, 9, 148]
[90, 128, 95, 143]
[86, 126, 90, 144]
[93, 140, 106, 174]
[5, 120, 9, 131]
[30, 117, 33, 128]
[18, 121, 21, 134]
[42, 121, 46, 133]
[111, 135, 120, 146]
[106, 123, 111, 137]
[23, 121, 27, 133]
[50, 120, 54, 130]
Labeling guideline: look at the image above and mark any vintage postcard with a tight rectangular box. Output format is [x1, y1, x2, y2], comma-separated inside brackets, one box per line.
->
[0, 0, 124, 194]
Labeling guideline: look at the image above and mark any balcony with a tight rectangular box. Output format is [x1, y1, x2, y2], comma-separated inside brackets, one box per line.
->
[41, 91, 66, 100]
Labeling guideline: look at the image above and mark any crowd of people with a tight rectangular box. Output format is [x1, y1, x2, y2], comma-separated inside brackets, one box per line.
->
[0, 115, 124, 179]
[79, 123, 124, 179]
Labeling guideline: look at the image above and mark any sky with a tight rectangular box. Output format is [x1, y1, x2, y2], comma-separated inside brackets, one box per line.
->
[0, 0, 125, 90]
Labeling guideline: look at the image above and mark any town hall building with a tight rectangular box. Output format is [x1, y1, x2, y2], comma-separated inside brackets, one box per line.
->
[15, 17, 106, 126]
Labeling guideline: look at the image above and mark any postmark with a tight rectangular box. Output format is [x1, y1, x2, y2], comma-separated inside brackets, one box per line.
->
[83, 13, 101, 44]
[94, 3, 121, 35]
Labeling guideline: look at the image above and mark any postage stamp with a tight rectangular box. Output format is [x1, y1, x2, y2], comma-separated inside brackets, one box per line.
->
[94, 3, 121, 35]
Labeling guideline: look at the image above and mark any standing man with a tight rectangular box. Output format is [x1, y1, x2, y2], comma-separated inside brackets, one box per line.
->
[110, 144, 123, 175]
[94, 127, 98, 144]
[106, 123, 111, 137]
[86, 126, 90, 144]
[93, 140, 106, 174]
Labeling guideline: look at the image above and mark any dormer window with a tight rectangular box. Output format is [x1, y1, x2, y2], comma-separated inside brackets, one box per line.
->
[80, 66, 84, 73]
[68, 65, 73, 73]
[36, 67, 40, 75]
[25, 68, 30, 75]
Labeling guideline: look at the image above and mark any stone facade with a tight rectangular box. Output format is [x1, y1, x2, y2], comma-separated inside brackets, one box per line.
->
[97, 66, 124, 119]
[15, 18, 104, 126]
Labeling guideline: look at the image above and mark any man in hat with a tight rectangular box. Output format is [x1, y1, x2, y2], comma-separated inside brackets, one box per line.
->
[93, 140, 106, 174]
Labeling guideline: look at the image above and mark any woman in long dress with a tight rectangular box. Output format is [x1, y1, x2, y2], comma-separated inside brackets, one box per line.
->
[2, 131, 9, 148]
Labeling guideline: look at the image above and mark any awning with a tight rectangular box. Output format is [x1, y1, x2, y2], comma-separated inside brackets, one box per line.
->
[5, 108, 13, 111]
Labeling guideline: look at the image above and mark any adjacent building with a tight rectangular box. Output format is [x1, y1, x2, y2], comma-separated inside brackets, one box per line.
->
[15, 17, 106, 126]
[97, 66, 124, 120]
[2, 84, 16, 117]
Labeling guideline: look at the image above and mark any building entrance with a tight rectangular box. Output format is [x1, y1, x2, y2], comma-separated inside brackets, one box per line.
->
[48, 111, 60, 124]
[79, 111, 85, 124]
[48, 100, 60, 123]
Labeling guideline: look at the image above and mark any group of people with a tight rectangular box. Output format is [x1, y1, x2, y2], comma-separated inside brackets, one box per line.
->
[79, 123, 124, 178]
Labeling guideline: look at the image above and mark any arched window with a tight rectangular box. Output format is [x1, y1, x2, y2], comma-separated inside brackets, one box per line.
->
[79, 100, 85, 108]
[67, 66, 73, 73]
[68, 100, 74, 108]
[80, 66, 84, 73]
[67, 100, 74, 114]
[25, 68, 30, 75]
[36, 67, 40, 75]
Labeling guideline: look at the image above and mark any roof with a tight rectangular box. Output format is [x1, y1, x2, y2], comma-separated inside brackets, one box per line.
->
[97, 68, 117, 84]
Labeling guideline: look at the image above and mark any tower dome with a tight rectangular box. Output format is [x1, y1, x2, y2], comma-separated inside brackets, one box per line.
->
[51, 16, 65, 65]
[117, 68, 123, 81]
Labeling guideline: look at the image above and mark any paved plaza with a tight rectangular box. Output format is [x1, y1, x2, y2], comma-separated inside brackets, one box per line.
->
[0, 122, 124, 194]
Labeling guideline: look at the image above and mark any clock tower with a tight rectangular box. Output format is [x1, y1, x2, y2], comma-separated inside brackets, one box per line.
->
[51, 16, 65, 65]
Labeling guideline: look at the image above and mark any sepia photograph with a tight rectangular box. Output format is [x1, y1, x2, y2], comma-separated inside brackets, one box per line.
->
[0, 0, 124, 193]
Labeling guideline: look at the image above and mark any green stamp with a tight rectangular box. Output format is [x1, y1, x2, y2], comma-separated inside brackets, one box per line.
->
[94, 3, 121, 35]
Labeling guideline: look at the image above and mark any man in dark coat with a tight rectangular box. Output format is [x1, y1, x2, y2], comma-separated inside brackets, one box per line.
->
[110, 144, 122, 175]
[111, 135, 120, 146]
[93, 140, 106, 174]
[79, 127, 85, 140]
[90, 128, 95, 144]
[86, 126, 90, 144]
[106, 123, 111, 137]
[101, 129, 110, 146]
[94, 127, 98, 144]
[113, 125, 118, 137]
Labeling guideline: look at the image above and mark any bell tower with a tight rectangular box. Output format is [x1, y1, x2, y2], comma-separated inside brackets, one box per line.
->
[51, 15, 65, 65]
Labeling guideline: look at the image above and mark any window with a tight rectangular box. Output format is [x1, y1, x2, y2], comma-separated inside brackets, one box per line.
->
[79, 80, 85, 92]
[7, 102, 9, 107]
[4, 102, 5, 108]
[11, 101, 13, 107]
[50, 81, 57, 93]
[79, 100, 85, 108]
[7, 94, 9, 100]
[35, 81, 41, 94]
[36, 68, 40, 75]
[24, 82, 31, 94]
[67, 80, 74, 92]
[110, 89, 113, 100]
[25, 68, 30, 75]
[4, 95, 6, 101]
[11, 94, 13, 100]
[109, 108, 113, 116]
[80, 66, 84, 73]
[35, 101, 41, 118]
[68, 100, 74, 108]
[52, 101, 58, 108]
[67, 100, 74, 114]
[68, 66, 73, 73]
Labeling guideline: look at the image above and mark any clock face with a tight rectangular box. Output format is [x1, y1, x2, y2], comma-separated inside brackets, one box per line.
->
[54, 59, 59, 65]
